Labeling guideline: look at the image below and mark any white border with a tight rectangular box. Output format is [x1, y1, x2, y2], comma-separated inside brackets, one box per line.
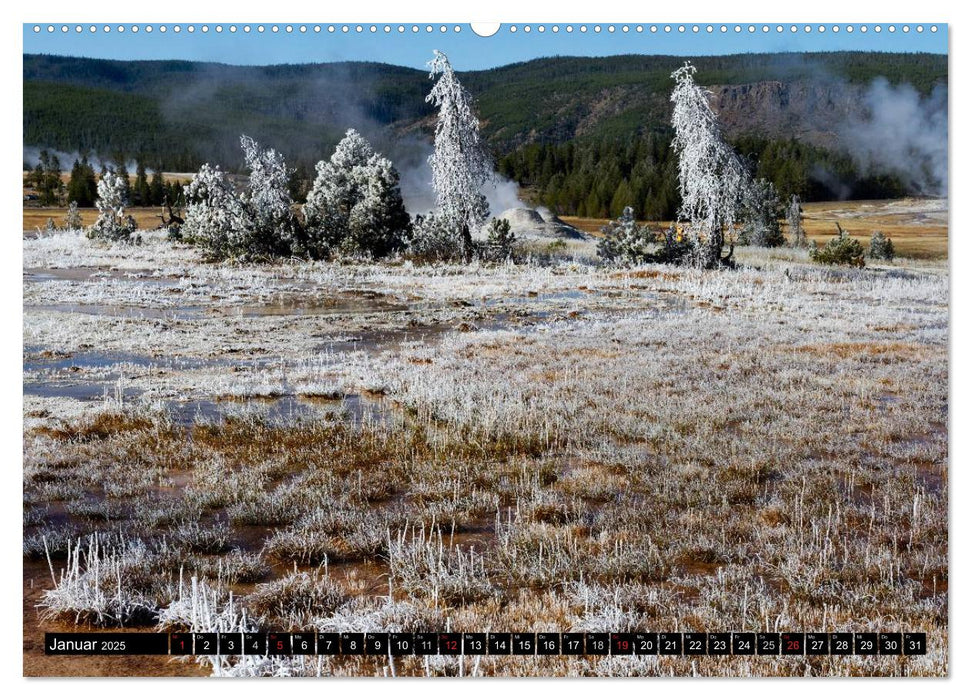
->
[3, 1, 962, 698]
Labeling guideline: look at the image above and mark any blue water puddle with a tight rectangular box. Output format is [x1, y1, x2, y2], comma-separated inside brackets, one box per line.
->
[23, 348, 222, 374]
[167, 393, 378, 427]
[28, 303, 207, 320]
[22, 381, 143, 403]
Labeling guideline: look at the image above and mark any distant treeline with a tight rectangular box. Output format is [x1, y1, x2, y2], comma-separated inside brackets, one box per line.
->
[24, 51, 944, 214]
[499, 133, 910, 220]
[24, 150, 186, 207]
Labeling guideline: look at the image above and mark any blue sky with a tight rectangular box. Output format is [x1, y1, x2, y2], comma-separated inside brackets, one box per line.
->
[23, 22, 947, 71]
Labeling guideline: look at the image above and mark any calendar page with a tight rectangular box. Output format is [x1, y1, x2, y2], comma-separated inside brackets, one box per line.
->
[21, 20, 948, 678]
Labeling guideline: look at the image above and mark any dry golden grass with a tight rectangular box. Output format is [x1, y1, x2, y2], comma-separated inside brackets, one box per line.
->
[801, 200, 947, 260]
[22, 170, 193, 232]
[562, 198, 948, 260]
[788, 341, 936, 362]
[23, 207, 170, 232]
[560, 216, 641, 236]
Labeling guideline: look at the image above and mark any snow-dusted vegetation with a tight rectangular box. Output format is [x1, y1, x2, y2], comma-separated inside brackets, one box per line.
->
[417, 50, 494, 262]
[24, 220, 947, 676]
[23, 53, 947, 678]
[669, 63, 754, 268]
[303, 129, 411, 259]
[89, 170, 137, 242]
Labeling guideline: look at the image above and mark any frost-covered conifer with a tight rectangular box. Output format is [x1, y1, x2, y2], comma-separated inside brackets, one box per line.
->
[423, 50, 492, 261]
[89, 170, 136, 242]
[740, 178, 785, 247]
[597, 206, 658, 264]
[670, 62, 752, 268]
[787, 194, 807, 248]
[64, 201, 83, 231]
[810, 223, 866, 267]
[346, 156, 411, 257]
[181, 163, 249, 259]
[182, 136, 297, 260]
[867, 230, 895, 261]
[303, 129, 410, 259]
[239, 135, 296, 258]
[408, 214, 460, 263]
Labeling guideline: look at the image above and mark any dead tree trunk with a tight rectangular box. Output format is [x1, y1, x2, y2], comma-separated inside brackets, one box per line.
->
[461, 222, 474, 263]
[157, 197, 184, 229]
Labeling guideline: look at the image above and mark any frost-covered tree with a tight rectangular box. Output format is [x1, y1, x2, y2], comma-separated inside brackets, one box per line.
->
[88, 170, 136, 242]
[787, 194, 807, 248]
[670, 62, 752, 268]
[739, 178, 785, 247]
[597, 206, 658, 264]
[239, 135, 297, 258]
[303, 129, 410, 259]
[64, 200, 83, 231]
[346, 157, 411, 257]
[182, 136, 297, 260]
[867, 230, 895, 261]
[181, 163, 249, 259]
[424, 50, 492, 261]
[408, 214, 460, 263]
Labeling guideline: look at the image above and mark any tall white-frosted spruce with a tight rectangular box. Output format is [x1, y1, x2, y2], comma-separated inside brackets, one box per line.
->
[426, 50, 492, 261]
[670, 62, 752, 268]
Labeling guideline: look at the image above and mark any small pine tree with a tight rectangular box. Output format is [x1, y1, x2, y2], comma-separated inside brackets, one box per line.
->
[34, 150, 64, 206]
[597, 206, 657, 264]
[483, 217, 516, 262]
[239, 134, 297, 258]
[181, 136, 297, 260]
[657, 224, 693, 265]
[181, 163, 249, 258]
[303, 129, 410, 259]
[149, 171, 165, 207]
[113, 157, 131, 203]
[67, 157, 98, 207]
[867, 230, 895, 261]
[64, 201, 83, 230]
[133, 161, 151, 207]
[810, 223, 865, 268]
[739, 178, 785, 247]
[408, 214, 461, 263]
[88, 170, 136, 242]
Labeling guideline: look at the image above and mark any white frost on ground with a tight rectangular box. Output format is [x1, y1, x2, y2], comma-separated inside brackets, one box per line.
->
[23, 230, 947, 427]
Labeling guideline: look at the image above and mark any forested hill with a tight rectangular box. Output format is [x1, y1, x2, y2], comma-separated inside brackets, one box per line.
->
[24, 51, 947, 217]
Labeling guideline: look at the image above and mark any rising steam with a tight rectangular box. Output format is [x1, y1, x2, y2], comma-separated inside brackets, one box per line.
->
[840, 78, 948, 196]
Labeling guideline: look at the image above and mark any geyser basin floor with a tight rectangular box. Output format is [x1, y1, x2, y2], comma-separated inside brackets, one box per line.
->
[23, 230, 947, 677]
